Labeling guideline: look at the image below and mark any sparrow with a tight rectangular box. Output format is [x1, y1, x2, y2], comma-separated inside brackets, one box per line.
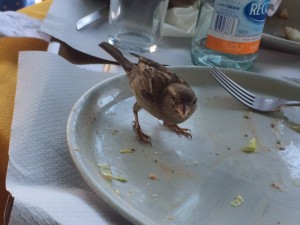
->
[99, 42, 197, 144]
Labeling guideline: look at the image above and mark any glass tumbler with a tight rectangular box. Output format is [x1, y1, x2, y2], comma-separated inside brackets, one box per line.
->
[108, 0, 169, 53]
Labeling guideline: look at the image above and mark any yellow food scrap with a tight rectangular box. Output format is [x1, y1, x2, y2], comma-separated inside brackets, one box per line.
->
[112, 177, 128, 182]
[120, 148, 135, 154]
[242, 138, 256, 153]
[98, 164, 113, 180]
[230, 195, 244, 207]
[98, 164, 127, 182]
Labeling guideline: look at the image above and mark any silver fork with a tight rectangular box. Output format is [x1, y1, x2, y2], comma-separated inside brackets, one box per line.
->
[210, 67, 300, 112]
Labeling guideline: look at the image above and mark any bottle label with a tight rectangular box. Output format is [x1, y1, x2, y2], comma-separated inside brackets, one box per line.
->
[206, 0, 270, 54]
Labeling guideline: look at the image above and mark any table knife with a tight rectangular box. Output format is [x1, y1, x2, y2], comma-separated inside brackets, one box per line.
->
[76, 5, 109, 30]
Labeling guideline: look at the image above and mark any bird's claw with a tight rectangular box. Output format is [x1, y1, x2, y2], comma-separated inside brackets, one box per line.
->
[178, 128, 192, 139]
[163, 122, 192, 139]
[132, 121, 152, 144]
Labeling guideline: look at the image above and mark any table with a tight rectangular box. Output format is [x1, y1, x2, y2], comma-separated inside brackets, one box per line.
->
[1, 0, 300, 224]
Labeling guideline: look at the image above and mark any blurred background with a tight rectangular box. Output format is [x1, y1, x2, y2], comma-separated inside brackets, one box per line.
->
[0, 0, 42, 11]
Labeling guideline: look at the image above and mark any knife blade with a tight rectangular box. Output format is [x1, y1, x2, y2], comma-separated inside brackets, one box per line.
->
[76, 5, 109, 31]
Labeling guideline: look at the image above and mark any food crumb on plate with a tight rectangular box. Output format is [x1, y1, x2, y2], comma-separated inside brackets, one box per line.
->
[230, 195, 244, 207]
[151, 193, 158, 198]
[112, 177, 128, 182]
[114, 189, 120, 196]
[120, 148, 135, 153]
[98, 164, 128, 182]
[148, 173, 159, 180]
[98, 164, 113, 180]
[167, 215, 176, 221]
[106, 128, 119, 135]
[242, 138, 256, 153]
[271, 183, 283, 191]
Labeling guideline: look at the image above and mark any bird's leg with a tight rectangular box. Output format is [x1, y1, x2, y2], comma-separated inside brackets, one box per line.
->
[132, 102, 152, 144]
[163, 121, 192, 139]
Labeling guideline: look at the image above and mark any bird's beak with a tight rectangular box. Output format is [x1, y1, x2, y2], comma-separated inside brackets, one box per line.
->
[177, 103, 190, 119]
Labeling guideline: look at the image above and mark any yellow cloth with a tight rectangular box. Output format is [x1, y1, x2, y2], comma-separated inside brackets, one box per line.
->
[0, 0, 52, 220]
[19, 0, 53, 20]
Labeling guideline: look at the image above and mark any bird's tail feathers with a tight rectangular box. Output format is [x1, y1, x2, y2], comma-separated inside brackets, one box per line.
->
[99, 42, 133, 72]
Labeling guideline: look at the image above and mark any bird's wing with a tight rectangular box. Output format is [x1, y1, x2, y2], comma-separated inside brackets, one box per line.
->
[131, 52, 189, 84]
[138, 66, 168, 102]
[130, 53, 190, 102]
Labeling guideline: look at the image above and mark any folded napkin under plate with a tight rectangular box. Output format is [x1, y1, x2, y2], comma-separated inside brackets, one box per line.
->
[7, 51, 132, 225]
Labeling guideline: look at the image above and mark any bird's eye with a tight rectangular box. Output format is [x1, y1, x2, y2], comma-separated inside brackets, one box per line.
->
[193, 98, 197, 105]
[172, 95, 176, 101]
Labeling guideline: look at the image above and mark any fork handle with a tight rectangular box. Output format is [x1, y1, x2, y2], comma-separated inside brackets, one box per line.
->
[284, 101, 300, 107]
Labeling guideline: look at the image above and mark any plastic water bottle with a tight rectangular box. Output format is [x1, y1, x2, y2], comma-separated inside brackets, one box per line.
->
[191, 0, 270, 70]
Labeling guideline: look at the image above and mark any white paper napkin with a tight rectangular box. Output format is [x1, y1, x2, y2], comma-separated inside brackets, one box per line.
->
[0, 11, 49, 40]
[7, 51, 133, 225]
[162, 1, 200, 37]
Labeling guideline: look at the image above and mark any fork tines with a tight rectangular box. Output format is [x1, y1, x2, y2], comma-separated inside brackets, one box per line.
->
[210, 67, 255, 106]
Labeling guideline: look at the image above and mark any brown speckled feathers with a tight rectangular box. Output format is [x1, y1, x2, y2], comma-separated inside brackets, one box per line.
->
[99, 42, 197, 144]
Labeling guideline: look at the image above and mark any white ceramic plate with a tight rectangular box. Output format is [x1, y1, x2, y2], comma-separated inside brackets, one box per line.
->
[67, 67, 300, 225]
[262, 0, 300, 54]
